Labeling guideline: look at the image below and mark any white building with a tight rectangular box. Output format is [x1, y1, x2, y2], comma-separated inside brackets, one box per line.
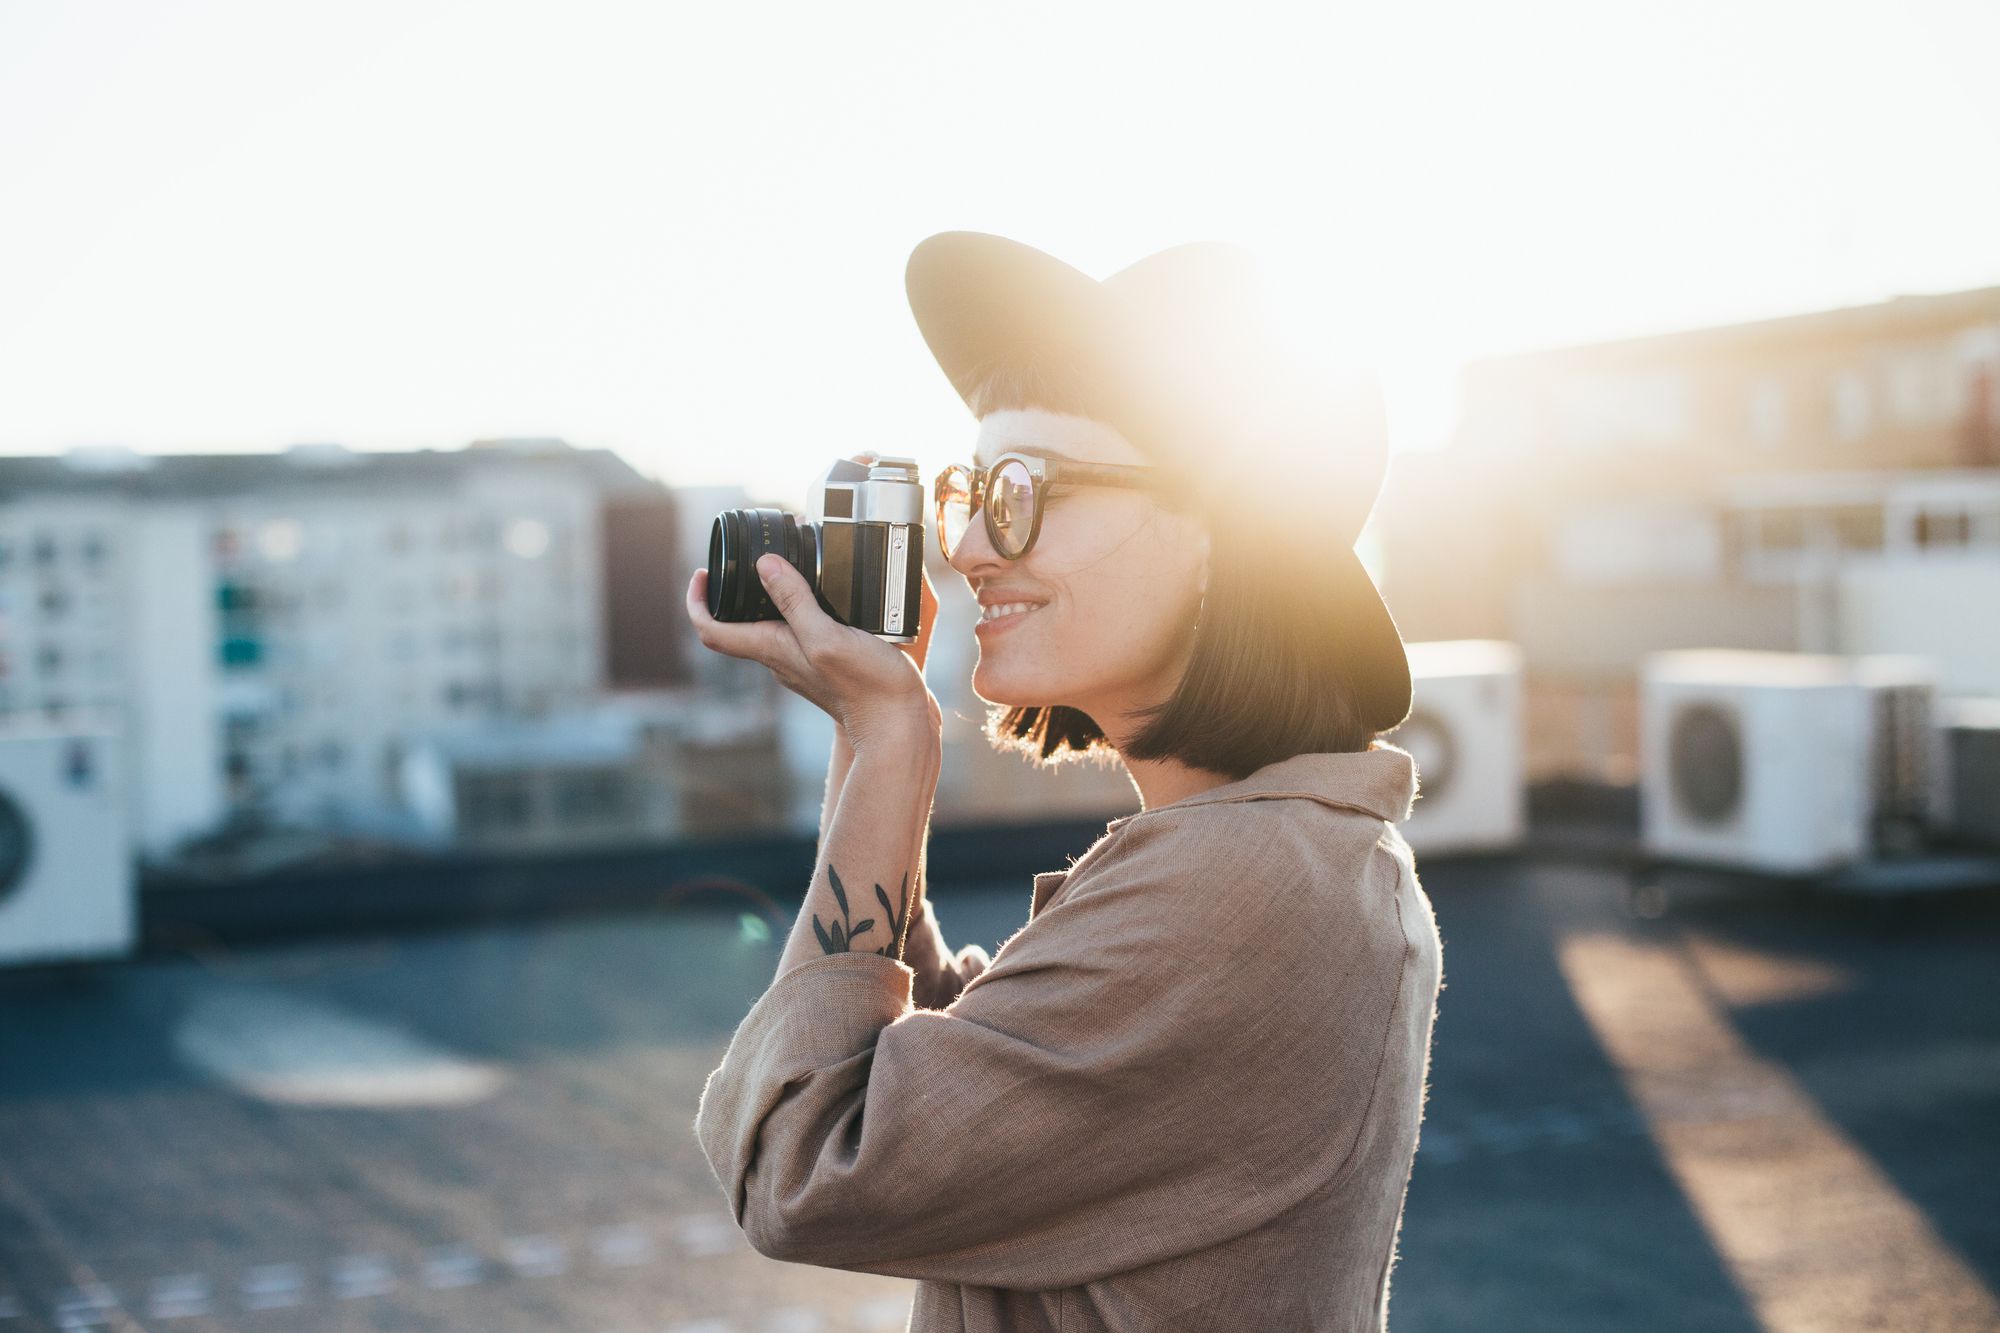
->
[0, 439, 706, 861]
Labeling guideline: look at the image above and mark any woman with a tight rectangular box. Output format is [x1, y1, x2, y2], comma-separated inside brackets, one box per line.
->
[691, 232, 1442, 1332]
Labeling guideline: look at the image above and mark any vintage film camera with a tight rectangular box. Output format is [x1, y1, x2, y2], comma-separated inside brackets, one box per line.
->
[704, 455, 925, 643]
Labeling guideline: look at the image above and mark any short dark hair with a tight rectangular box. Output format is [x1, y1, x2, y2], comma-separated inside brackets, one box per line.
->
[968, 355, 1386, 781]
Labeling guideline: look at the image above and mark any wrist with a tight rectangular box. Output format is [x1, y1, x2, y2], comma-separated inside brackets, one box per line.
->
[846, 706, 942, 760]
[848, 722, 942, 773]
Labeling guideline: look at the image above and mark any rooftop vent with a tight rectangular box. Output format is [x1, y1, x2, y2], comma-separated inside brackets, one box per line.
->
[61, 444, 158, 473]
[285, 442, 360, 467]
[467, 437, 573, 455]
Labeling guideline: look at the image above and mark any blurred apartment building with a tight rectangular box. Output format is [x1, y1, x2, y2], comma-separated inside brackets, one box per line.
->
[0, 438, 795, 868]
[1377, 283, 2000, 785]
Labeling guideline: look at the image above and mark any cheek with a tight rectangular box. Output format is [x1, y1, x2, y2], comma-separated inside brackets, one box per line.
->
[1034, 537, 1194, 664]
[967, 500, 1202, 695]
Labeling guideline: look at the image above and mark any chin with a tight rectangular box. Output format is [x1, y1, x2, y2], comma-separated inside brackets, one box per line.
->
[971, 659, 1068, 710]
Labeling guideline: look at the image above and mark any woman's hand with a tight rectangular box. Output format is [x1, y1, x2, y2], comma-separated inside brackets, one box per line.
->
[688, 556, 942, 754]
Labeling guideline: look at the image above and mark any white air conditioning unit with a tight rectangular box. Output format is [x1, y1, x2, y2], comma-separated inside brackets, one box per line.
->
[1639, 650, 1874, 876]
[1848, 654, 1940, 853]
[1386, 640, 1527, 857]
[0, 720, 136, 968]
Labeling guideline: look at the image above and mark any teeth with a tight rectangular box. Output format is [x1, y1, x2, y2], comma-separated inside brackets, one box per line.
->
[980, 602, 1042, 623]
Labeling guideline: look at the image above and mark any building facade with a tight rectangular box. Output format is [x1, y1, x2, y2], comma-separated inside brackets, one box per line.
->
[1377, 283, 2000, 783]
[0, 439, 725, 860]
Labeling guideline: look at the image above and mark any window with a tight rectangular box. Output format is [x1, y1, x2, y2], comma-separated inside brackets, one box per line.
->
[217, 581, 260, 613]
[505, 518, 551, 559]
[554, 769, 630, 820]
[458, 773, 534, 834]
[443, 679, 499, 710]
[1757, 508, 1806, 551]
[1915, 509, 1970, 548]
[219, 637, 263, 669]
[1832, 369, 1873, 441]
[1748, 378, 1787, 448]
[1888, 352, 1937, 424]
[259, 519, 305, 563]
[1829, 505, 1883, 551]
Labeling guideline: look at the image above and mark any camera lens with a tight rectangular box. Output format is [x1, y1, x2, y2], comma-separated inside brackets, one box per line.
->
[706, 508, 821, 623]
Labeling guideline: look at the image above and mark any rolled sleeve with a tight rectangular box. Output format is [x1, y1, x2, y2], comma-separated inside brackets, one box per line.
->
[693, 950, 917, 1255]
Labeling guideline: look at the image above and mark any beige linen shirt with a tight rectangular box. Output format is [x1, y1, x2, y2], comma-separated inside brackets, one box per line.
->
[693, 744, 1441, 1331]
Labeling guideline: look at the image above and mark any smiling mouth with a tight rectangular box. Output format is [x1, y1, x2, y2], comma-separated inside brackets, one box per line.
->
[977, 601, 1046, 627]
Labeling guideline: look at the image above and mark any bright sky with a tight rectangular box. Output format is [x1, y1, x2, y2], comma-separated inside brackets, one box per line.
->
[2, 0, 1996, 506]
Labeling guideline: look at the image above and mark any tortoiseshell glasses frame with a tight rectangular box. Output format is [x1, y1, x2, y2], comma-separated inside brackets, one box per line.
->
[933, 451, 1179, 562]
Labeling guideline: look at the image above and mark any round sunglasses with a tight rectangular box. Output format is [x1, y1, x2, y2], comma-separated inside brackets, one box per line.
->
[933, 451, 1178, 562]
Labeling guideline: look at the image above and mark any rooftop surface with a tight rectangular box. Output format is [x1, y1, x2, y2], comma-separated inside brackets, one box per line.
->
[1, 851, 1995, 1331]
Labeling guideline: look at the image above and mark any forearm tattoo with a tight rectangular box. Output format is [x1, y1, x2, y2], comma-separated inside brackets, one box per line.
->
[812, 866, 910, 958]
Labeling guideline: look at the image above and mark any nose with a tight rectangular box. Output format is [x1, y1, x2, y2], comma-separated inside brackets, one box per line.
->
[946, 501, 1008, 582]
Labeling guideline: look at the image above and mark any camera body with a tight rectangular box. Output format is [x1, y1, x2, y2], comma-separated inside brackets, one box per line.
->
[705, 455, 926, 643]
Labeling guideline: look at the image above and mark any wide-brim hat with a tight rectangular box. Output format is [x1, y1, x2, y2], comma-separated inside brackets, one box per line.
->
[905, 230, 1413, 735]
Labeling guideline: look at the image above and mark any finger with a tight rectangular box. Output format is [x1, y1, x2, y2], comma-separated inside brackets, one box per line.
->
[755, 555, 841, 657]
[891, 564, 936, 670]
[686, 568, 811, 674]
[919, 563, 940, 630]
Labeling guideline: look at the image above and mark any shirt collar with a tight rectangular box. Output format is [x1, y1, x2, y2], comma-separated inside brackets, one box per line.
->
[1030, 743, 1420, 919]
[1104, 742, 1419, 831]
